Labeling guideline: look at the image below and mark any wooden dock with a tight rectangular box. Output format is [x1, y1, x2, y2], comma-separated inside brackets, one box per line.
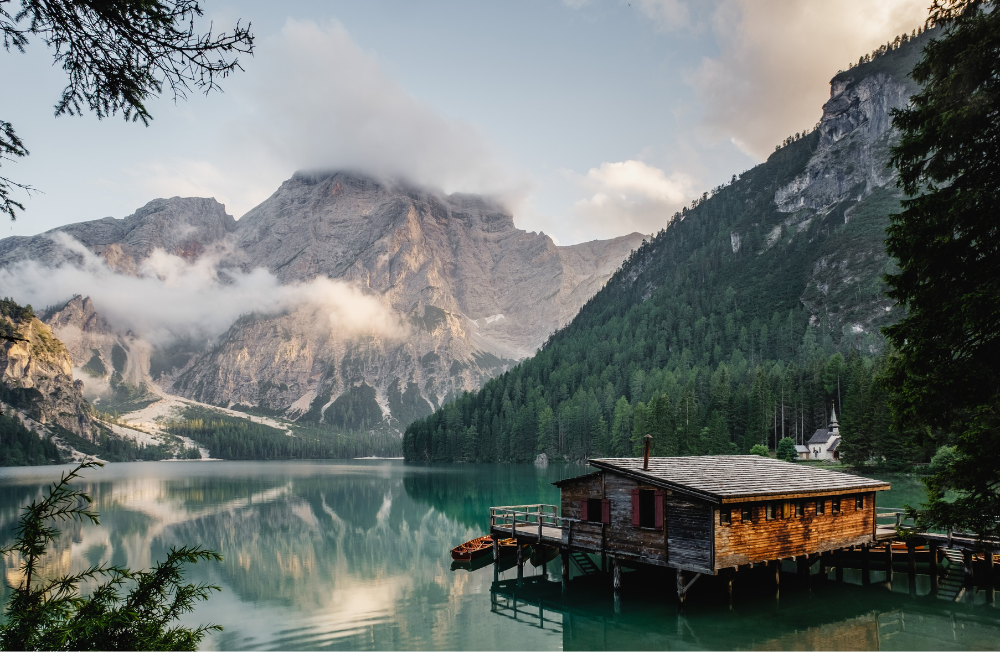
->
[488, 502, 1000, 607]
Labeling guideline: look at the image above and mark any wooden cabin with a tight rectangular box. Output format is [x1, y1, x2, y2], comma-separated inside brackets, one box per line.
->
[553, 455, 890, 575]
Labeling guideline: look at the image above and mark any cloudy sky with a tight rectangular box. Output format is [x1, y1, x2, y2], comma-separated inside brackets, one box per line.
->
[2, 0, 928, 245]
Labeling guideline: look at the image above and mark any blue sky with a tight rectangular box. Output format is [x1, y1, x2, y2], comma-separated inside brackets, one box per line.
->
[1, 0, 927, 244]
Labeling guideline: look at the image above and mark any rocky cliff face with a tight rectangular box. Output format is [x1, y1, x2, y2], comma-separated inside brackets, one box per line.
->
[178, 172, 644, 423]
[767, 33, 932, 340]
[0, 197, 236, 274]
[0, 176, 644, 429]
[0, 301, 93, 438]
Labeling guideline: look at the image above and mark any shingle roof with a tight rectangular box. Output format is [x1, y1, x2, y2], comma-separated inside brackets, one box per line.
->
[806, 428, 832, 445]
[585, 455, 890, 503]
[828, 437, 841, 452]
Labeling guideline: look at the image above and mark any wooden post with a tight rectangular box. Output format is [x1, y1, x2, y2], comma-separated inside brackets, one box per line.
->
[613, 557, 622, 591]
[906, 540, 916, 577]
[862, 545, 871, 586]
[907, 539, 917, 595]
[963, 549, 974, 585]
[561, 549, 569, 592]
[986, 549, 995, 604]
[517, 541, 524, 587]
[884, 542, 893, 582]
[493, 537, 500, 582]
[677, 570, 686, 610]
[773, 560, 781, 587]
[797, 556, 809, 585]
[599, 525, 605, 573]
[928, 540, 939, 593]
[725, 568, 734, 603]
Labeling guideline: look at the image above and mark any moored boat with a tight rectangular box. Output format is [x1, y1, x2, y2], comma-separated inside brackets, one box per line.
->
[450, 535, 494, 562]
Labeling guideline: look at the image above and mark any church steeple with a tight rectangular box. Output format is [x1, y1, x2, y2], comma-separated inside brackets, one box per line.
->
[829, 407, 839, 435]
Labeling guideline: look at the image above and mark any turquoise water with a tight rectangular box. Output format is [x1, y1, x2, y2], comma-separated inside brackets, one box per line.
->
[0, 461, 997, 650]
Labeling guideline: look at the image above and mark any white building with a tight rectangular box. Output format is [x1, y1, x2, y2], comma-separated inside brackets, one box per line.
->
[804, 409, 841, 461]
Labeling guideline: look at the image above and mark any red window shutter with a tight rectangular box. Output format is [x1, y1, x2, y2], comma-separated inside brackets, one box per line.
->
[654, 490, 665, 530]
[601, 499, 610, 524]
[580, 499, 588, 522]
[631, 489, 640, 526]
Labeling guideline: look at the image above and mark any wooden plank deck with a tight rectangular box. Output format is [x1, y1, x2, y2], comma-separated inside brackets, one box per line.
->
[491, 523, 564, 544]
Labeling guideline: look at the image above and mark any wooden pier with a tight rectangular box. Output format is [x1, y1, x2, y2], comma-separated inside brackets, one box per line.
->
[487, 456, 999, 607]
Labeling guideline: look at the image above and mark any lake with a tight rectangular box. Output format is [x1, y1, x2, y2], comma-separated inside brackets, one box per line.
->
[0, 460, 998, 650]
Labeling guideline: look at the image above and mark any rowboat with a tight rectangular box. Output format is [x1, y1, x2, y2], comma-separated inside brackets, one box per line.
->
[497, 538, 523, 557]
[450, 535, 494, 562]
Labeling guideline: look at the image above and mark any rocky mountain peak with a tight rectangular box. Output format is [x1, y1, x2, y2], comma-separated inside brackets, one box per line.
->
[0, 196, 236, 273]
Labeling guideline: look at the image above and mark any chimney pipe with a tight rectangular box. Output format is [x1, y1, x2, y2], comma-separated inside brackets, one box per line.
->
[643, 435, 652, 471]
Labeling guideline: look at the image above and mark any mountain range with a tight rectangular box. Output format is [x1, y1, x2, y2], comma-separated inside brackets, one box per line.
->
[403, 29, 933, 463]
[0, 173, 644, 441]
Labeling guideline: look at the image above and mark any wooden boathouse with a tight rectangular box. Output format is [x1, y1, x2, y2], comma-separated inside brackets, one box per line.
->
[489, 454, 890, 603]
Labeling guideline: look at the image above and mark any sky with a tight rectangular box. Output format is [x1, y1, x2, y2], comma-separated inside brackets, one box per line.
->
[1, 0, 929, 245]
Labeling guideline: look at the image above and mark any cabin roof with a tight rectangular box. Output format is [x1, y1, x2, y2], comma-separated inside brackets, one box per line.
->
[585, 455, 890, 504]
[806, 429, 832, 445]
[552, 471, 601, 487]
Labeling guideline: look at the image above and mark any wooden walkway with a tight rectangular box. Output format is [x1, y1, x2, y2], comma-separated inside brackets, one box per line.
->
[491, 522, 564, 544]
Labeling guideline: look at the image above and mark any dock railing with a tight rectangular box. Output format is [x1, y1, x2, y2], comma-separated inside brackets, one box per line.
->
[489, 504, 606, 547]
[875, 507, 999, 548]
[876, 507, 915, 531]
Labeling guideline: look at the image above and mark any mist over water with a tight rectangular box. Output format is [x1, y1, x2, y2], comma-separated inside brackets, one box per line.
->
[0, 461, 996, 651]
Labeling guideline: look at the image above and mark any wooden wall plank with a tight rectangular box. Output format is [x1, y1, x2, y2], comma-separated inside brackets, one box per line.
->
[714, 493, 876, 569]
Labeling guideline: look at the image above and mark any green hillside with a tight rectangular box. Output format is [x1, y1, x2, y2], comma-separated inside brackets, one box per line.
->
[403, 33, 934, 468]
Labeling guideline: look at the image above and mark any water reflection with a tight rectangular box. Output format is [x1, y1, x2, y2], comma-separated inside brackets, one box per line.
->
[491, 570, 1000, 651]
[0, 461, 997, 651]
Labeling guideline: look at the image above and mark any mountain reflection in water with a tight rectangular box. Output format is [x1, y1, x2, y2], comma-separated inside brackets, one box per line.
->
[0, 461, 996, 651]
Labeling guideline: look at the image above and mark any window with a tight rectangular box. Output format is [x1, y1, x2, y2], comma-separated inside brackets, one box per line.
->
[766, 503, 777, 520]
[721, 508, 731, 525]
[832, 497, 841, 514]
[781, 502, 792, 519]
[580, 498, 609, 524]
[855, 495, 864, 510]
[587, 498, 603, 523]
[816, 500, 825, 515]
[795, 501, 804, 517]
[639, 490, 656, 527]
[741, 505, 753, 523]
[631, 488, 663, 529]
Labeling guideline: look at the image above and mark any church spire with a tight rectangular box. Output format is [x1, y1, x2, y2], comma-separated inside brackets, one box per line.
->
[829, 406, 839, 434]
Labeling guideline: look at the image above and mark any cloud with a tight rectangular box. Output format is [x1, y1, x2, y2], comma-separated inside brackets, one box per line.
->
[633, 0, 694, 31]
[689, 0, 928, 160]
[228, 18, 518, 198]
[567, 160, 695, 239]
[0, 233, 406, 345]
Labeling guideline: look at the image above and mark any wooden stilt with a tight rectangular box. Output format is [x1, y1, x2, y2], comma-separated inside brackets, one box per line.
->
[929, 541, 939, 593]
[884, 542, 893, 585]
[517, 542, 524, 587]
[561, 549, 569, 583]
[907, 539, 917, 595]
[906, 540, 916, 576]
[726, 568, 734, 603]
[986, 549, 995, 604]
[774, 560, 781, 587]
[963, 549, 974, 585]
[862, 546, 871, 586]
[493, 537, 500, 583]
[676, 569, 701, 611]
